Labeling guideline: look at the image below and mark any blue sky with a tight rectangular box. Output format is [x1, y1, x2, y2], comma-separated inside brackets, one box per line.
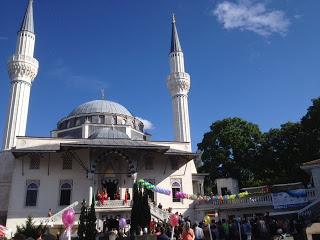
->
[0, 0, 320, 151]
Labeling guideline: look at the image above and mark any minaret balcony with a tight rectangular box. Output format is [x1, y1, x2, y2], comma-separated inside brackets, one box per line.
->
[8, 54, 39, 82]
[170, 72, 190, 79]
[8, 54, 39, 67]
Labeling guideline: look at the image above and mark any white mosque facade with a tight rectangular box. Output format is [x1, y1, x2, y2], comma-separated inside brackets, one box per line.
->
[0, 0, 206, 231]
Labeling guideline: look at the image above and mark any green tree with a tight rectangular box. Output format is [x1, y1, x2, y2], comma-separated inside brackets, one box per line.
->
[130, 182, 142, 235]
[77, 200, 87, 240]
[85, 196, 97, 240]
[260, 122, 309, 184]
[301, 97, 320, 161]
[197, 117, 263, 189]
[15, 216, 47, 239]
[141, 188, 151, 229]
[130, 182, 151, 235]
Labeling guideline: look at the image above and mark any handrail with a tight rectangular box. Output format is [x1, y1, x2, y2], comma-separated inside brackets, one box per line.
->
[298, 197, 320, 217]
[195, 188, 319, 210]
[149, 203, 170, 222]
[95, 200, 132, 208]
[35, 201, 79, 225]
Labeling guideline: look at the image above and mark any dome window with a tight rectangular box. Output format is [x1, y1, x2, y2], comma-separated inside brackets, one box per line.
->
[99, 115, 105, 124]
[92, 115, 100, 124]
[75, 118, 81, 126]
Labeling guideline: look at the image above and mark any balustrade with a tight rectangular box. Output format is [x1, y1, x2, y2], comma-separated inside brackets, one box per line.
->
[9, 54, 39, 65]
[195, 188, 319, 210]
[95, 200, 132, 209]
[149, 203, 170, 221]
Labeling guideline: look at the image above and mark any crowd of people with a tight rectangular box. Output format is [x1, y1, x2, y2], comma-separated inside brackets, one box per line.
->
[150, 212, 306, 240]
[96, 212, 306, 240]
[8, 212, 307, 240]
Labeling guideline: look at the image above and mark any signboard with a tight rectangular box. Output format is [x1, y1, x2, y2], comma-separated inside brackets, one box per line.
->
[272, 189, 308, 209]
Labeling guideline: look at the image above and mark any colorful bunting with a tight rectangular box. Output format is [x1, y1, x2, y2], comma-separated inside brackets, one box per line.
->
[138, 179, 250, 204]
[138, 179, 171, 195]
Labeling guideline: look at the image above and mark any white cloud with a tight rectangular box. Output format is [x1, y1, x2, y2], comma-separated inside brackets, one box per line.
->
[0, 36, 8, 41]
[137, 117, 154, 130]
[213, 0, 290, 36]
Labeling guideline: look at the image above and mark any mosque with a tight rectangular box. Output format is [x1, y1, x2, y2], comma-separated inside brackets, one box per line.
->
[2, 1, 320, 236]
[0, 0, 206, 232]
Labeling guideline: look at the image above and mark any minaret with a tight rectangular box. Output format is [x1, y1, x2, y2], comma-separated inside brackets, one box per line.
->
[3, 0, 39, 150]
[167, 15, 191, 150]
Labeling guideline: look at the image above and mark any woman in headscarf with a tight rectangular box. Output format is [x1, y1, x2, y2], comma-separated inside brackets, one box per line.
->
[182, 222, 195, 240]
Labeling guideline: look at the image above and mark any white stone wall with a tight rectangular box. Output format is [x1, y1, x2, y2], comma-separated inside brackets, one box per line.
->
[0, 151, 15, 214]
[131, 153, 195, 216]
[5, 147, 196, 230]
[216, 178, 239, 195]
[6, 150, 91, 231]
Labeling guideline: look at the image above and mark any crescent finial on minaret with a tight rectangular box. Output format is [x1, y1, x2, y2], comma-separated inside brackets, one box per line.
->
[170, 14, 182, 53]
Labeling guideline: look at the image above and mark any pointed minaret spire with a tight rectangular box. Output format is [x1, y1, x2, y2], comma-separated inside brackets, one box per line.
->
[3, 0, 38, 150]
[20, 0, 34, 33]
[167, 15, 191, 150]
[170, 13, 182, 53]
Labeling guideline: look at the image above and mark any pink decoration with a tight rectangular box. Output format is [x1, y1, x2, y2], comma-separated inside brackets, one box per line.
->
[169, 214, 179, 227]
[62, 208, 75, 229]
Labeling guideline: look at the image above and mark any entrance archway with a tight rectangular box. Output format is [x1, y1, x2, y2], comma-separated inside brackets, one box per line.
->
[101, 178, 119, 200]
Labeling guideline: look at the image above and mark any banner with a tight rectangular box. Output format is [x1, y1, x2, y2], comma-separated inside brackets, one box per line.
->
[272, 189, 308, 209]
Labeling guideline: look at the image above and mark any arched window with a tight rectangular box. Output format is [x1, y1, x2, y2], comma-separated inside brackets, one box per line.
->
[60, 181, 72, 206]
[99, 115, 105, 124]
[75, 118, 81, 126]
[92, 115, 100, 124]
[172, 181, 181, 202]
[26, 182, 39, 206]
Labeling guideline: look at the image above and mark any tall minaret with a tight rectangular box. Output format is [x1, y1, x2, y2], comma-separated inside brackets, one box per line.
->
[3, 0, 39, 150]
[167, 15, 191, 150]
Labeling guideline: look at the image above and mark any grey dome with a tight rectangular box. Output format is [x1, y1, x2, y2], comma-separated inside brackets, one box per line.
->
[68, 100, 132, 117]
[89, 128, 129, 139]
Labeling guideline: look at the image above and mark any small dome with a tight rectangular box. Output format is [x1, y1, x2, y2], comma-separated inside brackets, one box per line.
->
[89, 128, 129, 139]
[68, 100, 132, 117]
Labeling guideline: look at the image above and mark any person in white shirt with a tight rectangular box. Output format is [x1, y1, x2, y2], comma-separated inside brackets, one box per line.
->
[194, 222, 204, 240]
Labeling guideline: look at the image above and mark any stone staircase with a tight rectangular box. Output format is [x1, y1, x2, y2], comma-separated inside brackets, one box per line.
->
[298, 195, 320, 221]
[33, 200, 169, 226]
[149, 203, 170, 222]
[35, 201, 79, 226]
